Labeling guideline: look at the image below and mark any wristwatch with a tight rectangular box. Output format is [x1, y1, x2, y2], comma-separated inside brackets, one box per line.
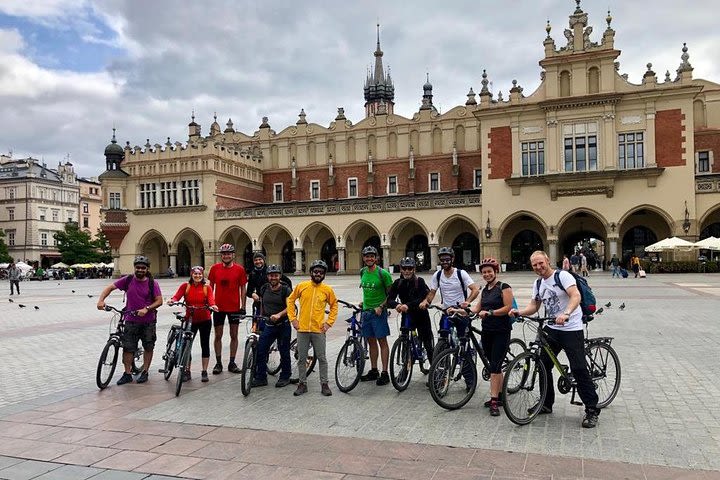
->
[488, 309, 494, 317]
[562, 311, 571, 316]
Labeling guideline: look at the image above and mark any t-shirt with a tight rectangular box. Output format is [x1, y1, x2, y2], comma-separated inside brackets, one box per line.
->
[481, 281, 511, 332]
[429, 268, 475, 307]
[113, 275, 162, 324]
[532, 270, 583, 331]
[360, 266, 393, 309]
[208, 262, 247, 312]
[170, 282, 215, 322]
[260, 283, 292, 324]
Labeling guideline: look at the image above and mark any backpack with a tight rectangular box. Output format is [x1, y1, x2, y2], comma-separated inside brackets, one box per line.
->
[121, 274, 156, 302]
[536, 271, 597, 318]
[435, 268, 468, 302]
[185, 282, 209, 303]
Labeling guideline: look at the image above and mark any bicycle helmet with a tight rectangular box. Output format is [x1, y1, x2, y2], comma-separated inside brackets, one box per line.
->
[309, 259, 328, 272]
[266, 264, 282, 274]
[253, 251, 265, 260]
[399, 257, 416, 268]
[190, 265, 204, 274]
[219, 243, 235, 253]
[479, 257, 500, 273]
[361, 246, 378, 256]
[438, 246, 455, 257]
[133, 255, 150, 267]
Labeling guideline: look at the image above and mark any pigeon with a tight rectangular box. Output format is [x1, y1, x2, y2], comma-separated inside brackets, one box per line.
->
[8, 298, 13, 303]
[594, 307, 604, 315]
[87, 294, 93, 298]
[18, 304, 26, 308]
[34, 306, 39, 310]
[71, 290, 76, 293]
[604, 302, 612, 308]
[619, 303, 626, 311]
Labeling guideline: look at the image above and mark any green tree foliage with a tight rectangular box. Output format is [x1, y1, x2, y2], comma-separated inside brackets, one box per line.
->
[0, 230, 11, 263]
[54, 222, 102, 265]
[93, 228, 112, 263]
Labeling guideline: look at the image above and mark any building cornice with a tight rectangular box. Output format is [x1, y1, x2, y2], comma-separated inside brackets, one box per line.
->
[132, 205, 208, 216]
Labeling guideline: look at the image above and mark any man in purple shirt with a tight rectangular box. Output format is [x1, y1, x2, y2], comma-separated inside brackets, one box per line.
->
[97, 256, 163, 385]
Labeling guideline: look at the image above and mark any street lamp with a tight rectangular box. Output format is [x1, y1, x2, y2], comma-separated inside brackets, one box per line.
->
[484, 216, 492, 239]
[682, 201, 691, 234]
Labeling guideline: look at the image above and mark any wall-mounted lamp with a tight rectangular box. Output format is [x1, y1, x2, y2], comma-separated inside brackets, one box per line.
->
[610, 222, 616, 232]
[549, 226, 554, 235]
[430, 232, 434, 241]
[208, 241, 212, 249]
[683, 201, 691, 233]
[294, 237, 299, 246]
[382, 233, 386, 243]
[484, 216, 493, 239]
[337, 235, 341, 243]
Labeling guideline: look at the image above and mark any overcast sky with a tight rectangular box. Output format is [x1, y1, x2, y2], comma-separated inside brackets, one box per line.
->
[0, 0, 718, 178]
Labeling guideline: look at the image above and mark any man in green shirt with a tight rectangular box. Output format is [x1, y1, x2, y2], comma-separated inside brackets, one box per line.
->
[358, 246, 394, 385]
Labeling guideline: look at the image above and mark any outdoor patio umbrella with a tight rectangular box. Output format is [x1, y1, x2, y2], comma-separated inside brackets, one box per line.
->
[692, 236, 720, 251]
[51, 262, 70, 268]
[644, 236, 694, 252]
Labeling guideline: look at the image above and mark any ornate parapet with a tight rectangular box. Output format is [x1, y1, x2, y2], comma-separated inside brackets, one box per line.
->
[695, 174, 720, 194]
[215, 193, 482, 220]
[100, 209, 130, 249]
[133, 205, 207, 215]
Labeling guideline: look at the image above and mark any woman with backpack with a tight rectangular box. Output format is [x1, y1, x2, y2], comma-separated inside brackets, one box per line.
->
[168, 266, 218, 382]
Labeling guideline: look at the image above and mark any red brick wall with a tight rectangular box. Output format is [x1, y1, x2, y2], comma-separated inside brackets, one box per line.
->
[458, 153, 482, 190]
[263, 172, 292, 202]
[655, 109, 686, 167]
[216, 179, 264, 209]
[414, 156, 455, 193]
[695, 129, 720, 173]
[488, 127, 512, 179]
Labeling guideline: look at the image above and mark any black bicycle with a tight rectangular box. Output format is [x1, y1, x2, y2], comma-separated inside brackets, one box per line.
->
[502, 315, 621, 425]
[428, 312, 527, 410]
[160, 302, 212, 397]
[267, 333, 317, 380]
[239, 313, 269, 396]
[389, 311, 434, 391]
[334, 300, 373, 393]
[427, 304, 461, 359]
[96, 305, 142, 390]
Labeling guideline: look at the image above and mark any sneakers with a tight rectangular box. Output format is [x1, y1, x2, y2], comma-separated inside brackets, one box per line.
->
[484, 398, 504, 408]
[251, 377, 268, 387]
[212, 363, 223, 375]
[489, 399, 500, 417]
[360, 368, 379, 382]
[227, 362, 241, 374]
[321, 383, 333, 396]
[293, 383, 308, 396]
[182, 370, 191, 382]
[528, 403, 552, 415]
[116, 373, 133, 385]
[289, 378, 300, 384]
[201, 371, 209, 382]
[275, 378, 291, 388]
[582, 410, 600, 428]
[136, 370, 149, 384]
[376, 371, 390, 386]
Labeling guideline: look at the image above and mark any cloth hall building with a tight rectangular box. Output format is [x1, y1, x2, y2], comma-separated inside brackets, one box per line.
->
[100, 4, 720, 277]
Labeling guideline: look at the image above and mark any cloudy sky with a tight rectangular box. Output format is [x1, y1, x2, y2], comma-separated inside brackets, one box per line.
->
[0, 0, 717, 178]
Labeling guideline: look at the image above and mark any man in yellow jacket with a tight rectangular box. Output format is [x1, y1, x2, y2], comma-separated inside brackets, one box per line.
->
[287, 259, 338, 396]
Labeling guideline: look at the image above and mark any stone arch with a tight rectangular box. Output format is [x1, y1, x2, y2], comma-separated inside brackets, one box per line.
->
[619, 206, 673, 261]
[172, 227, 205, 277]
[498, 212, 548, 271]
[559, 70, 571, 97]
[617, 205, 674, 236]
[299, 221, 337, 272]
[437, 214, 481, 244]
[437, 215, 481, 270]
[137, 229, 169, 275]
[344, 220, 382, 271]
[698, 203, 720, 233]
[588, 66, 600, 94]
[557, 209, 608, 269]
[258, 223, 294, 268]
[389, 217, 430, 271]
[218, 226, 253, 269]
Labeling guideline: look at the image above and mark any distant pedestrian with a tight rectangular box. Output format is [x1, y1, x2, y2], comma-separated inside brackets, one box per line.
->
[631, 255, 641, 278]
[562, 255, 571, 271]
[610, 254, 620, 278]
[580, 253, 589, 277]
[8, 262, 20, 295]
[570, 253, 580, 273]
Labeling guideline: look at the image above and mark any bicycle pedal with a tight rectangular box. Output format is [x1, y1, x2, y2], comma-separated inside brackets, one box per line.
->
[158, 369, 166, 373]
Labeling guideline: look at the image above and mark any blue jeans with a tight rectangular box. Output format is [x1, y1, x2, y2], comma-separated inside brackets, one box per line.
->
[254, 321, 291, 381]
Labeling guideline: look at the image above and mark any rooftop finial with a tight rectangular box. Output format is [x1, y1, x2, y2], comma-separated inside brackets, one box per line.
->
[677, 42, 693, 73]
[574, 0, 582, 14]
[213, 112, 217, 122]
[111, 127, 117, 143]
[546, 19, 552, 38]
[606, 9, 612, 28]
[191, 109, 195, 122]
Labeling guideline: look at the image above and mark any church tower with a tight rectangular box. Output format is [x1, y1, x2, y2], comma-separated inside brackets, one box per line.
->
[364, 24, 395, 117]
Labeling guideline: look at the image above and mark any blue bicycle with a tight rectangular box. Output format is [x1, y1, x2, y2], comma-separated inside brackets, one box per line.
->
[389, 312, 434, 391]
[334, 300, 371, 393]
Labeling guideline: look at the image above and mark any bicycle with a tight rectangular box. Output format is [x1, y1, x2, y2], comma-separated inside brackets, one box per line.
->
[427, 311, 528, 410]
[160, 301, 213, 397]
[96, 305, 143, 390]
[267, 333, 317, 380]
[334, 300, 373, 393]
[238, 313, 270, 396]
[388, 311, 434, 391]
[428, 304, 462, 359]
[501, 315, 621, 425]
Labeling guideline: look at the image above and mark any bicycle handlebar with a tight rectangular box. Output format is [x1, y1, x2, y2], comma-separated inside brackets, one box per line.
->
[103, 305, 138, 316]
[238, 314, 270, 323]
[514, 314, 557, 326]
[337, 299, 372, 313]
[167, 301, 215, 312]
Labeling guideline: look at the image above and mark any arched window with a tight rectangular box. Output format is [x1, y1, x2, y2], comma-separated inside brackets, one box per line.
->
[455, 125, 466, 151]
[327, 139, 336, 160]
[271, 145, 279, 168]
[388, 132, 398, 157]
[694, 100, 707, 128]
[367, 134, 377, 158]
[307, 141, 316, 166]
[347, 137, 356, 162]
[560, 70, 571, 97]
[432, 127, 442, 154]
[410, 129, 419, 153]
[588, 67, 600, 94]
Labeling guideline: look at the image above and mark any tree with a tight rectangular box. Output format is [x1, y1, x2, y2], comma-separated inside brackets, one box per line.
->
[0, 230, 11, 263]
[93, 229, 113, 263]
[54, 222, 101, 265]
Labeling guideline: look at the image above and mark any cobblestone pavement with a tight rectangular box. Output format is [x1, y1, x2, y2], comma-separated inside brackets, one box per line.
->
[1, 273, 719, 479]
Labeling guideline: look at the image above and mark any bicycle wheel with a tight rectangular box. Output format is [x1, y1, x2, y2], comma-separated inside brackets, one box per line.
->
[290, 338, 316, 379]
[267, 340, 281, 376]
[432, 337, 450, 361]
[335, 338, 365, 393]
[240, 340, 256, 396]
[131, 346, 144, 375]
[175, 338, 192, 397]
[389, 337, 413, 392]
[418, 336, 434, 375]
[502, 351, 547, 425]
[586, 342, 621, 408]
[162, 329, 178, 381]
[428, 348, 477, 410]
[96, 338, 120, 390]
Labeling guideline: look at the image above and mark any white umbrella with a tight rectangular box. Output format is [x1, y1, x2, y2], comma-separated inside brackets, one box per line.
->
[106, 262, 114, 268]
[52, 262, 69, 268]
[14, 261, 33, 272]
[0, 263, 8, 269]
[692, 236, 720, 251]
[644, 236, 694, 252]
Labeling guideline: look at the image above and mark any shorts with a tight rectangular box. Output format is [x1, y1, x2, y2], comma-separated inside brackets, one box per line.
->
[213, 311, 241, 327]
[480, 330, 511, 374]
[123, 322, 157, 352]
[361, 310, 390, 338]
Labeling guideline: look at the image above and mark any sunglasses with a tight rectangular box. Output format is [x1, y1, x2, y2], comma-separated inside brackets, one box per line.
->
[400, 267, 415, 271]
[311, 269, 325, 275]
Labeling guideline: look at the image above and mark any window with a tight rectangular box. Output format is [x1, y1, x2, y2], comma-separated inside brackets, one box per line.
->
[41, 232, 47, 246]
[563, 123, 598, 172]
[160, 181, 177, 207]
[53, 232, 57, 246]
[39, 209, 46, 221]
[181, 179, 200, 206]
[387, 175, 398, 195]
[52, 210, 59, 222]
[618, 132, 644, 169]
[139, 183, 157, 208]
[8, 231, 15, 246]
[39, 188, 45, 199]
[82, 202, 89, 214]
[348, 178, 358, 198]
[474, 169, 482, 189]
[109, 192, 121, 209]
[273, 183, 284, 203]
[8, 188, 15, 200]
[83, 217, 89, 228]
[310, 180, 320, 200]
[698, 151, 711, 173]
[429, 172, 440, 192]
[8, 208, 14, 221]
[521, 141, 545, 176]
[52, 190, 57, 201]
[67, 210, 74, 223]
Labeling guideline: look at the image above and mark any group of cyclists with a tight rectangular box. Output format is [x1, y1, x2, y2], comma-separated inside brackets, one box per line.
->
[96, 242, 601, 428]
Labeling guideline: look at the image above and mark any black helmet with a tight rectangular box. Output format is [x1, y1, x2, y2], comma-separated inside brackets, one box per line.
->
[253, 251, 265, 260]
[266, 264, 282, 274]
[309, 259, 328, 271]
[399, 257, 416, 268]
[361, 246, 378, 256]
[438, 247, 455, 257]
[133, 255, 150, 267]
[219, 243, 235, 253]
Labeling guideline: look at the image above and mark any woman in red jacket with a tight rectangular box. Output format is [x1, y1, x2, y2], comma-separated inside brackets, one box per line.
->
[168, 266, 218, 382]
